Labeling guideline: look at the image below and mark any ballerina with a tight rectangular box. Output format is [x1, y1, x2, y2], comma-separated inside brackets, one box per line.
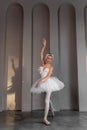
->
[31, 38, 64, 125]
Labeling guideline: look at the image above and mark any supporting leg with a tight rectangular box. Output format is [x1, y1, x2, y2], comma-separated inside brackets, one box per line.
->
[43, 91, 52, 125]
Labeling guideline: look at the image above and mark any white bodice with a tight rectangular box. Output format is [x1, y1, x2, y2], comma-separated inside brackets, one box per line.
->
[38, 66, 49, 78]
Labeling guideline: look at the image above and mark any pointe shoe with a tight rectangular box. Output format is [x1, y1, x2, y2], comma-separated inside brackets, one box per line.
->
[43, 119, 51, 125]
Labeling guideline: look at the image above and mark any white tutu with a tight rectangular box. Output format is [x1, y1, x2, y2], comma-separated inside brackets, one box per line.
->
[30, 66, 64, 94]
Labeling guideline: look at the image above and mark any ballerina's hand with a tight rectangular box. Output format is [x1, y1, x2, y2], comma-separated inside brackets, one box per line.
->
[35, 81, 40, 88]
[42, 38, 46, 47]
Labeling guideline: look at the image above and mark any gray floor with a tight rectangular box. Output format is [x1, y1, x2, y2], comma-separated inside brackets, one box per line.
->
[0, 110, 87, 130]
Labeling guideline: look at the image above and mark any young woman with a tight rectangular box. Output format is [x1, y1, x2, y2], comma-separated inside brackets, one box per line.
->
[31, 38, 64, 125]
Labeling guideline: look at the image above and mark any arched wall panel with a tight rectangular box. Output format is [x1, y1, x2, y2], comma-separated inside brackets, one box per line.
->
[5, 3, 23, 110]
[32, 3, 50, 110]
[58, 4, 79, 110]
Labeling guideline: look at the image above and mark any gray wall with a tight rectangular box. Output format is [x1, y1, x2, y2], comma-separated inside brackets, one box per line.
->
[0, 0, 87, 112]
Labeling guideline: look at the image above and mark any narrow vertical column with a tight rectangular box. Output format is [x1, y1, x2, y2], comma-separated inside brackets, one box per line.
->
[22, 7, 32, 111]
[0, 10, 6, 111]
[76, 7, 87, 111]
[50, 8, 60, 111]
[84, 7, 87, 73]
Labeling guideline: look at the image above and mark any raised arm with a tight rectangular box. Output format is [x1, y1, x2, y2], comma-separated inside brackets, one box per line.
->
[40, 38, 46, 65]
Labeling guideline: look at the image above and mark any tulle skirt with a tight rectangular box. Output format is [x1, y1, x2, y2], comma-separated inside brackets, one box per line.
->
[30, 76, 64, 94]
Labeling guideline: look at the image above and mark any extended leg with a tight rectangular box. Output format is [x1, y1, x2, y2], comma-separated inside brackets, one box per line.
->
[43, 91, 52, 125]
[50, 99, 55, 117]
